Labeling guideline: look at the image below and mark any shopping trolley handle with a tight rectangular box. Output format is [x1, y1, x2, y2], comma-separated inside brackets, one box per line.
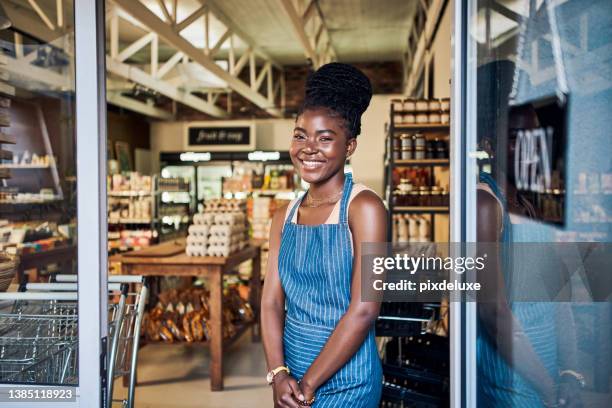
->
[55, 274, 146, 284]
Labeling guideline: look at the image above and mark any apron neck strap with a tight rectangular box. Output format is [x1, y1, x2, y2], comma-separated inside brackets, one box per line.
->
[339, 173, 353, 225]
[285, 172, 353, 225]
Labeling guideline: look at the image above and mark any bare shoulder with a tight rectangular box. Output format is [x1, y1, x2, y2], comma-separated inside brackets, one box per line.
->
[348, 189, 387, 223]
[271, 202, 290, 227]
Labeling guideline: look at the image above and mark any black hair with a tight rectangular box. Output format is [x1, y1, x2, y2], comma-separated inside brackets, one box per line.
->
[299, 62, 372, 138]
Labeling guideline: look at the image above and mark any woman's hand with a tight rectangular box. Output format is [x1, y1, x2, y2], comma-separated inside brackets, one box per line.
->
[299, 378, 316, 403]
[558, 378, 584, 408]
[272, 372, 304, 408]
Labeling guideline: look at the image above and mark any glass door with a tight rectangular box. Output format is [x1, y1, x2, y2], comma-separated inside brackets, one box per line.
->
[0, 1, 107, 406]
[458, 0, 612, 407]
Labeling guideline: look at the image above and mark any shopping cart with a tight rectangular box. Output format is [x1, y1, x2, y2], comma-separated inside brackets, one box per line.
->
[54, 275, 148, 408]
[0, 276, 148, 408]
[0, 291, 78, 385]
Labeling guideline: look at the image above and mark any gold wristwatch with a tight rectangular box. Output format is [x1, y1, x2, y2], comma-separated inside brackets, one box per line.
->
[266, 366, 290, 385]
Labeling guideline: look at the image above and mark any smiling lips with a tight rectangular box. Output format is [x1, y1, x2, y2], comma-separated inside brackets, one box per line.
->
[299, 158, 326, 170]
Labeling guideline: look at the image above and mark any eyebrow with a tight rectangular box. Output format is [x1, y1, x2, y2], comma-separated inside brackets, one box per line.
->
[294, 127, 337, 135]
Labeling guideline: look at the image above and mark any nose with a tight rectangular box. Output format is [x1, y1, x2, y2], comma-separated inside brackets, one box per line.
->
[303, 137, 318, 154]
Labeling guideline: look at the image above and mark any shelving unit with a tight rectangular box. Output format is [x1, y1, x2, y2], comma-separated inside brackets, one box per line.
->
[380, 100, 451, 408]
[385, 104, 450, 242]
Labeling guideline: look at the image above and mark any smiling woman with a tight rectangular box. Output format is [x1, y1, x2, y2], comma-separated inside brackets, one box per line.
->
[261, 63, 387, 408]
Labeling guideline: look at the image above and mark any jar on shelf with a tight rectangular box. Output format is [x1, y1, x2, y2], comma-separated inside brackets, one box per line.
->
[441, 189, 450, 206]
[430, 186, 442, 206]
[414, 133, 425, 148]
[440, 98, 450, 111]
[400, 134, 412, 148]
[416, 99, 429, 111]
[428, 112, 441, 124]
[419, 186, 430, 206]
[393, 112, 403, 125]
[401, 147, 413, 160]
[398, 179, 413, 193]
[408, 190, 420, 206]
[414, 146, 426, 160]
[392, 149, 400, 161]
[426, 141, 436, 159]
[441, 112, 450, 124]
[416, 113, 429, 124]
[392, 99, 403, 112]
[403, 98, 416, 112]
[403, 113, 416, 124]
[395, 191, 408, 206]
[435, 138, 448, 158]
[429, 100, 441, 111]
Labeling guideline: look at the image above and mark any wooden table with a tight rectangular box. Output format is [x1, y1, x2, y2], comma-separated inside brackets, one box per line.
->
[18, 244, 76, 284]
[112, 239, 262, 391]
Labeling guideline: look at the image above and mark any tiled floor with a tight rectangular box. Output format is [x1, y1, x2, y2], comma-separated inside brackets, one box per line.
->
[112, 331, 272, 408]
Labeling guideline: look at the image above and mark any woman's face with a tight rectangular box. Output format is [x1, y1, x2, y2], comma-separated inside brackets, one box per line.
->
[290, 108, 356, 184]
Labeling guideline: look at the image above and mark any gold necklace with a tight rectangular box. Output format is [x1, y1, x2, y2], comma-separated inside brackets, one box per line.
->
[303, 190, 343, 208]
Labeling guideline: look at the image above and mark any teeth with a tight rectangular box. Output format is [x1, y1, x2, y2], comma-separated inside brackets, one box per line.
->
[302, 160, 324, 168]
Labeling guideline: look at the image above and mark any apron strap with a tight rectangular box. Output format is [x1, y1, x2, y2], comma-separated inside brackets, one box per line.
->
[284, 195, 303, 226]
[339, 172, 353, 225]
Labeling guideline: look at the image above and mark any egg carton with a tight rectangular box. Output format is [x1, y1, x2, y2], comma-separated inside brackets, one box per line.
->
[213, 213, 246, 226]
[193, 213, 215, 225]
[209, 224, 246, 237]
[188, 224, 209, 237]
[208, 233, 244, 246]
[186, 244, 207, 257]
[186, 235, 208, 246]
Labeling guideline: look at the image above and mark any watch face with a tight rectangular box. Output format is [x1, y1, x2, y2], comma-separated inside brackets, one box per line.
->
[266, 371, 274, 384]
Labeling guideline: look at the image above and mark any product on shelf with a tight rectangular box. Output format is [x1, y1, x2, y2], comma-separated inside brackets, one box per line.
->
[107, 229, 154, 252]
[142, 285, 254, 343]
[391, 97, 451, 126]
[158, 177, 190, 192]
[109, 172, 152, 193]
[392, 214, 431, 243]
[186, 199, 249, 257]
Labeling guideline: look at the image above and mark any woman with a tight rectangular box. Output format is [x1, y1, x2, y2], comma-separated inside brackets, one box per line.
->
[261, 63, 386, 408]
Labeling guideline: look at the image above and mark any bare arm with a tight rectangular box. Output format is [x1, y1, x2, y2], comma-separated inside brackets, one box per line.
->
[261, 204, 301, 408]
[477, 189, 557, 405]
[300, 191, 387, 399]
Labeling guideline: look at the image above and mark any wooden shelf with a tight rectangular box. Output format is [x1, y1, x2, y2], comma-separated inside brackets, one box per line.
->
[108, 218, 154, 224]
[392, 124, 450, 131]
[393, 206, 449, 213]
[0, 164, 50, 169]
[393, 159, 449, 166]
[0, 133, 15, 144]
[108, 190, 153, 197]
[0, 198, 61, 204]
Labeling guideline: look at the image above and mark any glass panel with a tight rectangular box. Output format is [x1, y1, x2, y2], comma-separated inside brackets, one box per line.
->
[0, 1, 78, 386]
[468, 0, 612, 406]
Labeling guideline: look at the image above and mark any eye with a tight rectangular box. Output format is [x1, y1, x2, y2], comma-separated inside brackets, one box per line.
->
[293, 133, 306, 140]
[319, 135, 333, 142]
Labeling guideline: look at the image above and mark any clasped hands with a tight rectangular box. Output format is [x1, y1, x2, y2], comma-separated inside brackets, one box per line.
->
[272, 371, 315, 408]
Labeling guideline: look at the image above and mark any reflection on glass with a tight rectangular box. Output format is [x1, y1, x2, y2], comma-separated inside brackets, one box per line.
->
[471, 0, 611, 407]
[0, 1, 78, 385]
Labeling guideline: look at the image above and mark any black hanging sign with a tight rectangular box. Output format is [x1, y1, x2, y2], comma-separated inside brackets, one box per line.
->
[188, 126, 251, 146]
[507, 94, 569, 226]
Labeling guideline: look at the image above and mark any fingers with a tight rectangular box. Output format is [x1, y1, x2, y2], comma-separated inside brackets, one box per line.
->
[287, 378, 305, 402]
[277, 391, 300, 408]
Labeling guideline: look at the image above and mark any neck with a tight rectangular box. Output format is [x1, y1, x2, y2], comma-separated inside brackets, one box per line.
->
[308, 171, 345, 199]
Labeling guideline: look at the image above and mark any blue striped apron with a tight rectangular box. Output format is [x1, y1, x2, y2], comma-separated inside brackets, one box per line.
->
[278, 173, 382, 407]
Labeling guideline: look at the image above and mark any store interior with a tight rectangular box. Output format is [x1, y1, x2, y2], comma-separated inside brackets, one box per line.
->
[0, 1, 453, 406]
[2, 1, 609, 407]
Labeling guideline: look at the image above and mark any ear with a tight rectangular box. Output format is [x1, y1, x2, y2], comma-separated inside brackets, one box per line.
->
[346, 137, 357, 159]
